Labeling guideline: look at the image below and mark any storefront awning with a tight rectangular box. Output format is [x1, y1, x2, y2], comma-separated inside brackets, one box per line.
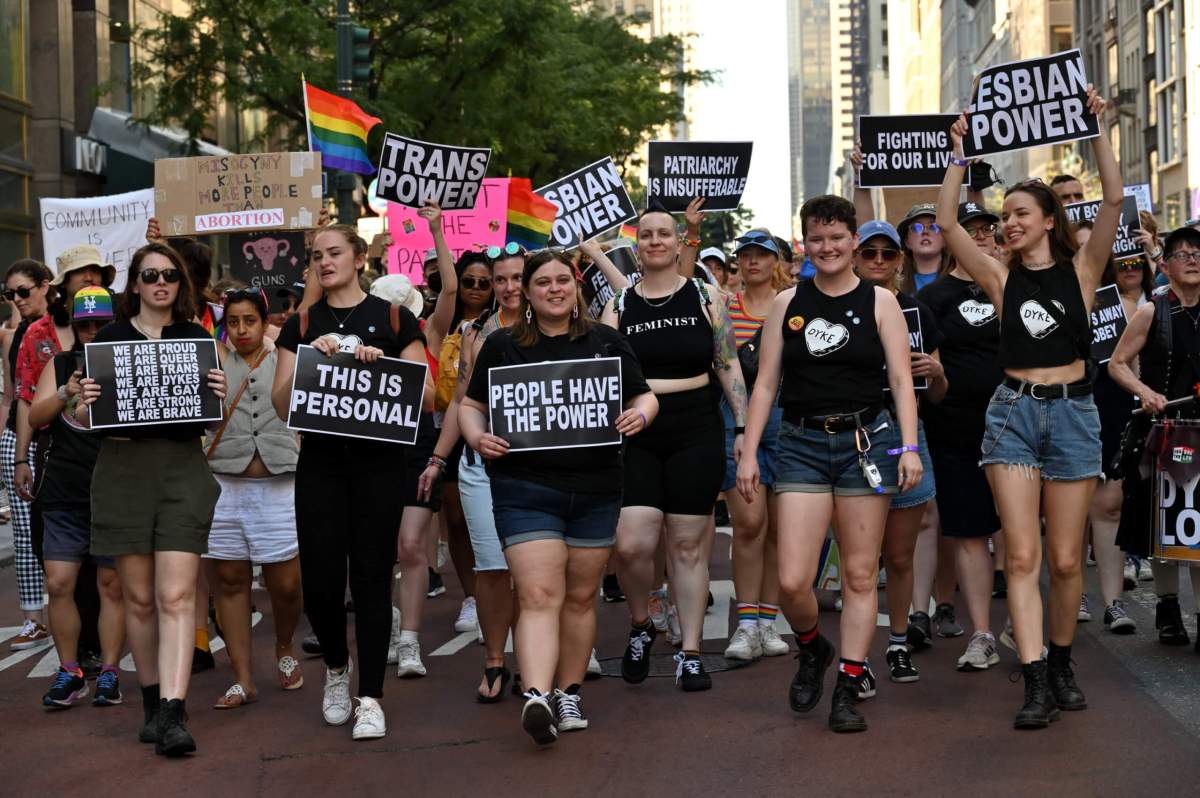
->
[87, 107, 230, 161]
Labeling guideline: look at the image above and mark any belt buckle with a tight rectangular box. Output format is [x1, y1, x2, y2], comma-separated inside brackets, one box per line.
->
[1029, 382, 1049, 400]
[824, 415, 840, 434]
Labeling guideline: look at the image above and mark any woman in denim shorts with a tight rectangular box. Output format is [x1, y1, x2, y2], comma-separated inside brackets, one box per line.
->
[938, 90, 1121, 730]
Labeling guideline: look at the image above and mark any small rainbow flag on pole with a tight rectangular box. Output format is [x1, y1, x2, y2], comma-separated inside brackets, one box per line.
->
[506, 178, 558, 250]
[303, 78, 382, 175]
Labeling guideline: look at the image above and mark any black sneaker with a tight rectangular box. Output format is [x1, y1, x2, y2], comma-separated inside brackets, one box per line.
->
[1155, 596, 1191, 645]
[302, 633, 323, 656]
[552, 684, 588, 731]
[42, 667, 88, 709]
[992, 570, 1007, 598]
[856, 662, 878, 700]
[933, 603, 964, 638]
[788, 634, 834, 713]
[675, 653, 712, 692]
[885, 646, 920, 683]
[621, 623, 656, 684]
[520, 689, 558, 745]
[155, 698, 196, 757]
[191, 647, 215, 674]
[1102, 600, 1136, 635]
[602, 573, 626, 603]
[1046, 645, 1086, 711]
[1014, 660, 1060, 729]
[828, 671, 867, 733]
[906, 611, 933, 650]
[92, 669, 122, 706]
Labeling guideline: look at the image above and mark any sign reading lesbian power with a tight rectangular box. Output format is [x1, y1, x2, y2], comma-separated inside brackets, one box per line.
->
[537, 158, 638, 248]
[1064, 196, 1142, 260]
[84, 339, 222, 429]
[646, 141, 752, 212]
[488, 358, 623, 451]
[1089, 284, 1130, 364]
[375, 133, 491, 211]
[963, 49, 1099, 158]
[857, 115, 959, 188]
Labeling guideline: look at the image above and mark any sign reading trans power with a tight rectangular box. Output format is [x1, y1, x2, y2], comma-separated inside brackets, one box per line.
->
[963, 49, 1099, 158]
[857, 115, 959, 187]
[488, 358, 623, 452]
[84, 339, 222, 429]
[646, 141, 753, 212]
[1064, 196, 1143, 260]
[375, 133, 492, 211]
[537, 158, 637, 248]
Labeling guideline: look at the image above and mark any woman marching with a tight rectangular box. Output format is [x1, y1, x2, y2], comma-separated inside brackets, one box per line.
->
[458, 249, 657, 745]
[935, 87, 1121, 728]
[738, 195, 923, 733]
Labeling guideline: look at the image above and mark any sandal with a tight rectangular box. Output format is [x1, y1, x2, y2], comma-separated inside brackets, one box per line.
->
[277, 655, 304, 690]
[213, 683, 257, 709]
[476, 666, 510, 704]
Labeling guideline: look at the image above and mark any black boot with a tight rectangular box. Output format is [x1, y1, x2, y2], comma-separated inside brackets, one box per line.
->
[1155, 596, 1190, 645]
[1046, 644, 1086, 710]
[155, 698, 196, 757]
[828, 671, 867, 733]
[138, 684, 161, 743]
[1013, 660, 1060, 729]
[788, 634, 834, 713]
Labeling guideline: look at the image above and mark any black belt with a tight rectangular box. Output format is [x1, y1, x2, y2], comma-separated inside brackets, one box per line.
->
[1002, 377, 1092, 400]
[786, 405, 883, 434]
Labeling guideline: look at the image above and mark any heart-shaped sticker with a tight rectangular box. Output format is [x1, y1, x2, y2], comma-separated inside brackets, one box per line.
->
[1018, 300, 1059, 339]
[804, 317, 850, 357]
[957, 298, 996, 326]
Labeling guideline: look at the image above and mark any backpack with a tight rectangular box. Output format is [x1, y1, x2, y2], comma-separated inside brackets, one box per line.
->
[433, 320, 470, 412]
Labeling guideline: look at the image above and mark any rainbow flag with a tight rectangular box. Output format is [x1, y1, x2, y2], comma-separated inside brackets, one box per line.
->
[303, 79, 381, 175]
[619, 223, 637, 245]
[507, 178, 557, 250]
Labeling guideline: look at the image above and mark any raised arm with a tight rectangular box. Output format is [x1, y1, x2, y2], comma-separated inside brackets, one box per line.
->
[421, 200, 458, 344]
[849, 143, 875, 224]
[1107, 302, 1163, 413]
[677, 197, 705, 279]
[1076, 88, 1122, 300]
[580, 239, 633, 293]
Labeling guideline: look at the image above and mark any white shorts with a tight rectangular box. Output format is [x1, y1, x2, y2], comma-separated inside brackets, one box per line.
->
[204, 473, 299, 563]
[459, 447, 507, 572]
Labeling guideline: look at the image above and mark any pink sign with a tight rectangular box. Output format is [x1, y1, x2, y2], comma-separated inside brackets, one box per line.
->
[387, 177, 509, 283]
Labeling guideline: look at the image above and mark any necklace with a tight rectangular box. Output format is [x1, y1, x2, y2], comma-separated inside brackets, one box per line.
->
[640, 277, 684, 308]
[131, 317, 161, 339]
[1184, 305, 1200, 329]
[328, 300, 362, 329]
[1022, 260, 1055, 270]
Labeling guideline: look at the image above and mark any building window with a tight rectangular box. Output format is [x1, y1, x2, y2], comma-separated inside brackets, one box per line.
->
[110, 1, 132, 111]
[1157, 82, 1180, 164]
[1106, 43, 1117, 94]
[0, 0, 29, 101]
[1147, 78, 1156, 127]
[1110, 123, 1120, 167]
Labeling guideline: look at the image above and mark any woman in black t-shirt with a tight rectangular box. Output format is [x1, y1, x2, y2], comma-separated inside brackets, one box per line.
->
[460, 250, 657, 746]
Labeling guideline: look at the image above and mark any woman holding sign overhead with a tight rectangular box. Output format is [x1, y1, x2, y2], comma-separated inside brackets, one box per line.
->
[936, 87, 1120, 730]
[459, 249, 657, 746]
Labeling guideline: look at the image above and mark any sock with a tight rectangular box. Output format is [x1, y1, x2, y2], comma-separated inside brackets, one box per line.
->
[101, 664, 118, 674]
[399, 630, 418, 643]
[683, 650, 700, 659]
[888, 632, 907, 650]
[795, 624, 819, 646]
[736, 602, 759, 628]
[838, 658, 866, 678]
[61, 661, 82, 676]
[194, 628, 210, 652]
[757, 603, 779, 628]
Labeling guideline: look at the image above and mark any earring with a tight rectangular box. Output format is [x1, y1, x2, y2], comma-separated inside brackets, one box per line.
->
[525, 306, 532, 323]
[572, 303, 579, 319]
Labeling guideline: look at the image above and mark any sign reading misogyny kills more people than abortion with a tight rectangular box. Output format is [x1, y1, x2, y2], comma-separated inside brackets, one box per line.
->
[1064, 196, 1143, 260]
[488, 358, 624, 452]
[1089, 284, 1130, 364]
[537, 158, 638, 248]
[963, 49, 1100, 158]
[375, 133, 491, 211]
[856, 115, 959, 188]
[646, 141, 753, 212]
[39, 188, 155, 292]
[84, 339, 222, 429]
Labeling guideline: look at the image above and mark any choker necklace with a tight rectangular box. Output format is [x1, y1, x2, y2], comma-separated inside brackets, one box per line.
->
[640, 276, 684, 308]
[1022, 260, 1055, 270]
[329, 300, 362, 329]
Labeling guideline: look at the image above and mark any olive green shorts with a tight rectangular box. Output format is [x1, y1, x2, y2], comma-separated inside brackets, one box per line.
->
[91, 438, 221, 556]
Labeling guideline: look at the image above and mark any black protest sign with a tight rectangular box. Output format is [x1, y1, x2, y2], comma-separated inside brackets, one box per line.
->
[488, 357, 623, 452]
[857, 115, 959, 188]
[1089, 284, 1129, 364]
[84, 339, 221, 429]
[884, 307, 928, 392]
[536, 158, 638, 248]
[286, 345, 427, 444]
[581, 243, 640, 320]
[1064, 196, 1142, 260]
[229, 230, 306, 312]
[963, 49, 1099, 158]
[375, 133, 491, 211]
[646, 141, 752, 212]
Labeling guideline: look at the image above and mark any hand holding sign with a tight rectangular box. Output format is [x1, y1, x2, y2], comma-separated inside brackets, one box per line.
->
[416, 199, 443, 233]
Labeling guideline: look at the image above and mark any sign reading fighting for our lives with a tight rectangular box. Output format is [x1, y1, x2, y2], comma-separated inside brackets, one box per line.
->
[287, 345, 427, 445]
[962, 49, 1100, 158]
[488, 358, 623, 452]
[1089, 284, 1130, 364]
[1064, 196, 1143, 260]
[537, 158, 638, 248]
[856, 115, 959, 188]
[84, 339, 222, 429]
[375, 133, 491, 211]
[646, 141, 753, 212]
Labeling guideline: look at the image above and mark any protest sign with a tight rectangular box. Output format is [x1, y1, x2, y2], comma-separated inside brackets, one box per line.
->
[1153, 449, 1200, 563]
[39, 188, 155, 292]
[646, 141, 752, 212]
[1064, 196, 1142, 260]
[488, 357, 623, 452]
[857, 115, 959, 188]
[153, 152, 323, 235]
[375, 133, 491, 211]
[385, 178, 508, 282]
[228, 231, 307, 312]
[963, 49, 1099, 158]
[84, 339, 221, 429]
[286, 345, 427, 444]
[581, 242, 640, 320]
[1125, 183, 1152, 214]
[882, 307, 928, 392]
[1089, 283, 1129, 364]
[537, 158, 638, 248]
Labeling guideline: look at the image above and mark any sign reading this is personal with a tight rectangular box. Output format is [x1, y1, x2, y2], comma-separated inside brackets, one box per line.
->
[488, 358, 623, 451]
[646, 141, 753, 212]
[85, 339, 222, 429]
[963, 49, 1099, 158]
[1064, 196, 1142, 260]
[857, 115, 959, 188]
[287, 345, 427, 445]
[375, 133, 491, 211]
[537, 158, 638, 248]
[1089, 284, 1129, 364]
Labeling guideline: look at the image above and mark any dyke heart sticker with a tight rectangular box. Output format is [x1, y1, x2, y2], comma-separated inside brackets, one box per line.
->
[957, 298, 996, 326]
[804, 317, 849, 357]
[1018, 300, 1059, 339]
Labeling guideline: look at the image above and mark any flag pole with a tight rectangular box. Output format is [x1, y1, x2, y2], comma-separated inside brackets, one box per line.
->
[301, 74, 313, 152]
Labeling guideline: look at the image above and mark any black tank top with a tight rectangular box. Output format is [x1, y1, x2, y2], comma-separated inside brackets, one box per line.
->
[781, 278, 885, 416]
[618, 279, 712, 380]
[998, 263, 1091, 369]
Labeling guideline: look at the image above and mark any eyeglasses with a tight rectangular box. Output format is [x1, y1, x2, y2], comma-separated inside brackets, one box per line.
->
[909, 222, 941, 235]
[965, 223, 998, 239]
[859, 248, 901, 262]
[1167, 251, 1200, 265]
[486, 242, 526, 260]
[1116, 260, 1146, 272]
[138, 268, 181, 285]
[1, 286, 34, 301]
[461, 276, 492, 290]
[224, 287, 268, 304]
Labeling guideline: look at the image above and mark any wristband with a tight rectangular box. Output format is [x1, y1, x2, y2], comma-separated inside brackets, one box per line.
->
[638, 411, 648, 428]
[427, 455, 447, 471]
[950, 155, 969, 168]
[1149, 248, 1163, 260]
[683, 236, 701, 247]
[734, 426, 746, 435]
[887, 445, 919, 455]
[13, 459, 27, 466]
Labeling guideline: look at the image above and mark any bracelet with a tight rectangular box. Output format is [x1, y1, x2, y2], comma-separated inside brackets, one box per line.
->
[734, 426, 746, 435]
[683, 236, 701, 247]
[886, 445, 919, 455]
[427, 455, 447, 471]
[950, 155, 969, 168]
[1149, 248, 1163, 260]
[638, 411, 648, 428]
[13, 459, 27, 466]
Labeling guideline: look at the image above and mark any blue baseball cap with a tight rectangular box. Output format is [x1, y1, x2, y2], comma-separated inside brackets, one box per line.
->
[733, 231, 780, 256]
[857, 220, 902, 249]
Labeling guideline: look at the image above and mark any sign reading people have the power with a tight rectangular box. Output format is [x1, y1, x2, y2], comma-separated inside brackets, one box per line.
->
[963, 49, 1100, 158]
[537, 158, 638, 248]
[489, 358, 623, 452]
[646, 141, 752, 212]
[857, 115, 959, 188]
[375, 133, 491, 211]
[1064, 196, 1143, 260]
[84, 339, 222, 429]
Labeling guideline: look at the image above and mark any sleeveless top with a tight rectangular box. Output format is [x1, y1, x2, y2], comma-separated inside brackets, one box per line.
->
[728, 292, 766, 346]
[618, 279, 712, 380]
[998, 263, 1092, 369]
[207, 348, 299, 476]
[1140, 293, 1200, 402]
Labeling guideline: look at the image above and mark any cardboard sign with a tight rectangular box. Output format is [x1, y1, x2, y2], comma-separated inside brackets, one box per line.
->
[646, 141, 752, 212]
[581, 242, 639, 320]
[488, 357, 623, 452]
[375, 133, 491, 211]
[857, 115, 959, 188]
[1124, 183, 1152, 214]
[1089, 283, 1129, 364]
[153, 152, 322, 235]
[537, 158, 637, 248]
[228, 231, 307, 312]
[1064, 196, 1142, 260]
[963, 50, 1099, 158]
[1154, 463, 1200, 563]
[84, 339, 221, 429]
[39, 188, 155, 292]
[385, 178, 508, 283]
[286, 345, 427, 444]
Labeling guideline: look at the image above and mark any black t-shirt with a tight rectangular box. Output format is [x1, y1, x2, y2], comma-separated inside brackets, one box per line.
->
[998, 263, 1092, 369]
[5, 318, 30, 433]
[40, 352, 101, 509]
[465, 325, 650, 494]
[618, 281, 713, 379]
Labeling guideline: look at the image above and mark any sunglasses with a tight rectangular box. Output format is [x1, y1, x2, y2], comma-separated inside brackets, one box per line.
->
[138, 268, 181, 285]
[486, 242, 526, 260]
[461, 276, 492, 290]
[1116, 260, 1146, 272]
[909, 222, 941, 235]
[859, 247, 901, 262]
[224, 287, 269, 304]
[2, 286, 34, 301]
[966, 223, 998, 238]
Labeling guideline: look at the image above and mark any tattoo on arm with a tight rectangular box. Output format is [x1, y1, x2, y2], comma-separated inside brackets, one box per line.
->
[712, 300, 749, 425]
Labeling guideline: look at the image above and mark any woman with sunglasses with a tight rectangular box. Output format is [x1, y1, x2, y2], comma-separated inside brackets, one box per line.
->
[937, 88, 1120, 729]
[78, 243, 226, 755]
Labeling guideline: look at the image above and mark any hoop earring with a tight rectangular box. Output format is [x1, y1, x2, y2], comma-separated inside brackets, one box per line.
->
[525, 306, 532, 323]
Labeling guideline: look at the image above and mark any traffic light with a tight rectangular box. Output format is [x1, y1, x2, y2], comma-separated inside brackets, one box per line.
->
[351, 26, 373, 89]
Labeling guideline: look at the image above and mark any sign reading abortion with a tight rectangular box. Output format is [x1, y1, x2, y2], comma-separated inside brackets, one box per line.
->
[537, 158, 638, 248]
[646, 141, 753, 212]
[963, 50, 1099, 158]
[488, 358, 623, 451]
[375, 133, 491, 211]
[857, 115, 959, 187]
[1064, 196, 1143, 260]
[85, 339, 222, 429]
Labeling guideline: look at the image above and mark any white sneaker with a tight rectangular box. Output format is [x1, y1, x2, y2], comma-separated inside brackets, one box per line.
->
[1078, 594, 1092, 622]
[956, 631, 1000, 671]
[724, 625, 762, 661]
[436, 539, 450, 571]
[386, 606, 401, 665]
[395, 639, 427, 677]
[647, 589, 669, 632]
[587, 648, 602, 677]
[322, 661, 353, 726]
[455, 597, 478, 633]
[1123, 560, 1137, 589]
[759, 624, 789, 656]
[1138, 559, 1153, 581]
[351, 696, 387, 740]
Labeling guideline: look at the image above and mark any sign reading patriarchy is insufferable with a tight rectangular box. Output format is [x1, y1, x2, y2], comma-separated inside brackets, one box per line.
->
[153, 152, 323, 235]
[488, 358, 623, 451]
[962, 49, 1100, 158]
[537, 158, 638, 248]
[646, 141, 753, 212]
[856, 115, 959, 188]
[287, 345, 427, 444]
[84, 339, 222, 429]
[1064, 195, 1143, 260]
[375, 133, 491, 211]
[1089, 283, 1130, 364]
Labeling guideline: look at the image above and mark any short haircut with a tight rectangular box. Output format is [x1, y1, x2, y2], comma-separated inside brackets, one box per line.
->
[1165, 226, 1200, 255]
[799, 195, 857, 237]
[1050, 174, 1080, 186]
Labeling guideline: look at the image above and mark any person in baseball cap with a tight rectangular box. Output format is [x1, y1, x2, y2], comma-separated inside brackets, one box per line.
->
[52, 245, 116, 290]
[699, 246, 734, 289]
[957, 202, 1002, 257]
[896, 203, 947, 294]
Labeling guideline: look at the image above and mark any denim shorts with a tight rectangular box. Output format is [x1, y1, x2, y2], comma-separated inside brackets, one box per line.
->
[889, 419, 936, 509]
[775, 410, 900, 496]
[43, 508, 114, 569]
[459, 447, 507, 571]
[979, 383, 1102, 481]
[490, 475, 621, 549]
[722, 399, 783, 491]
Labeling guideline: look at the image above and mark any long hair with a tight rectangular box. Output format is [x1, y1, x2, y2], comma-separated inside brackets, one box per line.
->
[1003, 181, 1078, 271]
[511, 250, 591, 347]
[123, 242, 198, 323]
[450, 250, 494, 330]
[166, 237, 216, 305]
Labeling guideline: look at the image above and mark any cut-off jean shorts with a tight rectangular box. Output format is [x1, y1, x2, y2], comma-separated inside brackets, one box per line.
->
[979, 382, 1102, 481]
[775, 410, 900, 496]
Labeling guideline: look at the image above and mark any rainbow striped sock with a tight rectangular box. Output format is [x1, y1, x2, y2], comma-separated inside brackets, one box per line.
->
[736, 602, 759, 628]
[757, 603, 780, 628]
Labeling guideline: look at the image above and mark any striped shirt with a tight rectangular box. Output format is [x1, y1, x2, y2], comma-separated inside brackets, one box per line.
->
[729, 292, 767, 346]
